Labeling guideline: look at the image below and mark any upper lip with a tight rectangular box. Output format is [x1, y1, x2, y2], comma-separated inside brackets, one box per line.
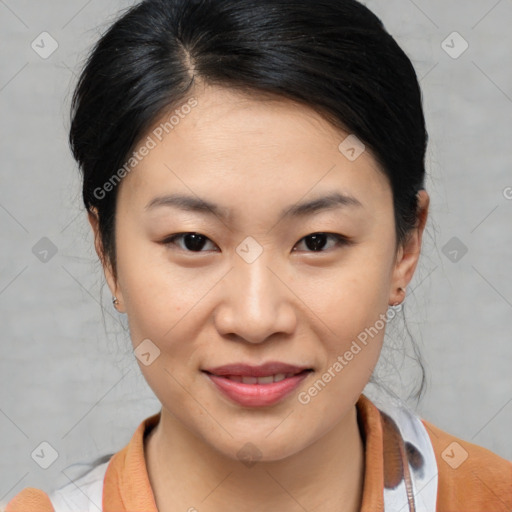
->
[203, 362, 312, 377]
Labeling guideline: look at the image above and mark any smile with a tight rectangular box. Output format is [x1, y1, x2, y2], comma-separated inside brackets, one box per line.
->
[203, 369, 313, 407]
[222, 373, 299, 384]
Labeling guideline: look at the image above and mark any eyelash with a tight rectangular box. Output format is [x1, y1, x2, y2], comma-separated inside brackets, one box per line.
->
[161, 232, 352, 254]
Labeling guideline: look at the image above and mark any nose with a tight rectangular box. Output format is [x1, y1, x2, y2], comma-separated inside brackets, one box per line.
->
[213, 253, 297, 344]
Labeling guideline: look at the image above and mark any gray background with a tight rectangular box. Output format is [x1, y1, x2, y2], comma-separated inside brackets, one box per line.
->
[1, 0, 511, 501]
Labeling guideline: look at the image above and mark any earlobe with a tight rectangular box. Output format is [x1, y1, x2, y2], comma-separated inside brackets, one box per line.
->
[390, 286, 406, 307]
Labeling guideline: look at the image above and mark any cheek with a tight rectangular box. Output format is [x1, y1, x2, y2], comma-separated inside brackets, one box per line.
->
[116, 247, 223, 385]
[298, 272, 389, 422]
[299, 248, 393, 379]
[114, 233, 185, 342]
[307, 254, 392, 333]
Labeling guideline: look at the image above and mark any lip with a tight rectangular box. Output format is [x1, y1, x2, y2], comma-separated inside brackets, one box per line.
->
[203, 362, 311, 377]
[202, 362, 313, 407]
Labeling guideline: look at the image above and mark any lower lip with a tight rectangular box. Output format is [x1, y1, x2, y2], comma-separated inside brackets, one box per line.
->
[204, 371, 311, 407]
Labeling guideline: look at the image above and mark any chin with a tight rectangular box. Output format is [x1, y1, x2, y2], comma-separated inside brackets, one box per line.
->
[200, 425, 313, 465]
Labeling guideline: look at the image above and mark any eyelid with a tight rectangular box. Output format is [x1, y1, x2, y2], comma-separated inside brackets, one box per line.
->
[162, 232, 219, 252]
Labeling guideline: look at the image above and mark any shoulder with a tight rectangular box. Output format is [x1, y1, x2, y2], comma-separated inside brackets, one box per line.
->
[421, 418, 512, 511]
[3, 459, 110, 512]
[2, 487, 55, 512]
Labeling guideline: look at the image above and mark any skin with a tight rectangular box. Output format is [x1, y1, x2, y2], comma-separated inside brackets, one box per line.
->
[89, 83, 429, 512]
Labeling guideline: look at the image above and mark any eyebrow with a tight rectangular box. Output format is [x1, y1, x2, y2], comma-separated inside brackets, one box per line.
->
[144, 191, 363, 221]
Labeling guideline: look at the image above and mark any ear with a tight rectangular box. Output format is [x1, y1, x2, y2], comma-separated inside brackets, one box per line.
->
[388, 190, 429, 305]
[87, 207, 125, 312]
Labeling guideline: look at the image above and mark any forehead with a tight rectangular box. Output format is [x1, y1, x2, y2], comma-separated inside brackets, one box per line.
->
[117, 84, 389, 212]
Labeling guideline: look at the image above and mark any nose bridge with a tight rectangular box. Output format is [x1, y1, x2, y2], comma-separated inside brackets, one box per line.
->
[216, 242, 295, 343]
[238, 247, 277, 310]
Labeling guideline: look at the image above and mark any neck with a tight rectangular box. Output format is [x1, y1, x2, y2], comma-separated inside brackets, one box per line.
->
[145, 403, 365, 512]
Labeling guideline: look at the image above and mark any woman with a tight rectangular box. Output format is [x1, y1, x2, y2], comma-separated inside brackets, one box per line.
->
[5, 0, 511, 511]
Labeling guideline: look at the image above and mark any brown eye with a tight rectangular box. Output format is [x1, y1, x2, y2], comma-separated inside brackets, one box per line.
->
[163, 233, 218, 252]
[293, 233, 351, 253]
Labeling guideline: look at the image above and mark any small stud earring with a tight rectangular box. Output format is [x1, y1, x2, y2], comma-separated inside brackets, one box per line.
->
[112, 296, 120, 308]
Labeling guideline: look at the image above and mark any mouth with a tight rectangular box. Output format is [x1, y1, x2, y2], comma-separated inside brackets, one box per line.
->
[202, 369, 312, 384]
[203, 361, 313, 378]
[202, 365, 313, 407]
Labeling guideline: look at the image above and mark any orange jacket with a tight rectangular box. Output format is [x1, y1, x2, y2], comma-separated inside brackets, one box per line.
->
[5, 393, 512, 511]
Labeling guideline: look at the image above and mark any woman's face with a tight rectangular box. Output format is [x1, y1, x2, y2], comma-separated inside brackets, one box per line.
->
[91, 84, 427, 461]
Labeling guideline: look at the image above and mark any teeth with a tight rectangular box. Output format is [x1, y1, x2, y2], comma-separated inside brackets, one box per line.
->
[224, 373, 299, 384]
[256, 375, 274, 384]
